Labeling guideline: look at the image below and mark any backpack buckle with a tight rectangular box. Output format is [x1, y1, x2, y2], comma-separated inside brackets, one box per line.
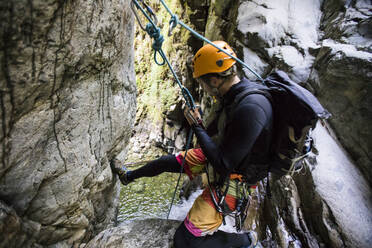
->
[230, 173, 243, 182]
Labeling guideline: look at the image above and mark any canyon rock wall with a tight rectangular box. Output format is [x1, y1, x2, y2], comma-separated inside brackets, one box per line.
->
[201, 0, 372, 247]
[0, 0, 136, 247]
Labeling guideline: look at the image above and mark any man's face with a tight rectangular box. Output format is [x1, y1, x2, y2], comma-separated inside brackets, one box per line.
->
[197, 78, 218, 97]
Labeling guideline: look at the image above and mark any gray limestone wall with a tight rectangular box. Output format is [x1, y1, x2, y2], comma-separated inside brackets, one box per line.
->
[0, 0, 136, 247]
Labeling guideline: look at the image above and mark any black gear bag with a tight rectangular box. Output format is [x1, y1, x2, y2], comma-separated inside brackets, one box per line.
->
[235, 70, 331, 178]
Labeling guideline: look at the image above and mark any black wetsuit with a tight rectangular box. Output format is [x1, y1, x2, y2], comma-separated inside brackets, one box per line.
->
[127, 78, 273, 248]
[193, 78, 273, 179]
[129, 78, 273, 181]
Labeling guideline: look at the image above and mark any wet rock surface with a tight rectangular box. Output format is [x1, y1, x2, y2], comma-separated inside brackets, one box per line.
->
[221, 0, 372, 247]
[0, 0, 136, 247]
[311, 0, 372, 185]
[0, 200, 40, 248]
[258, 125, 372, 248]
[85, 219, 180, 248]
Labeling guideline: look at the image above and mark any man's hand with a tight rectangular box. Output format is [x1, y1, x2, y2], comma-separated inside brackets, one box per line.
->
[184, 106, 203, 127]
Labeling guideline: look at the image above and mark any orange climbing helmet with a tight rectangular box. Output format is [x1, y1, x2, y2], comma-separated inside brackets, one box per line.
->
[192, 41, 237, 79]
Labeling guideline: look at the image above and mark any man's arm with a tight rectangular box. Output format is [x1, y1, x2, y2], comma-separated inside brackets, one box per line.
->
[192, 94, 272, 175]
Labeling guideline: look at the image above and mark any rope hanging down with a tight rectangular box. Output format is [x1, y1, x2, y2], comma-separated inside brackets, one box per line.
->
[158, 0, 264, 82]
[129, 0, 263, 220]
[131, 0, 196, 109]
[131, 0, 196, 220]
[166, 129, 194, 219]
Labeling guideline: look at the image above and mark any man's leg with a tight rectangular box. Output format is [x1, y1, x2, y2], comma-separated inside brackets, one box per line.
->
[173, 182, 256, 248]
[111, 155, 182, 185]
[174, 222, 252, 248]
[111, 148, 207, 185]
[128, 155, 181, 180]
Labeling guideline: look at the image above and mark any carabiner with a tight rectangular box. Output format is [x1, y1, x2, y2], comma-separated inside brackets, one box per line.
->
[168, 14, 178, 36]
[131, 0, 158, 31]
[142, 0, 158, 26]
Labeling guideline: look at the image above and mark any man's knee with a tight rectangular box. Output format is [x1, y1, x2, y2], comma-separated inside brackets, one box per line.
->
[173, 222, 195, 248]
[173, 223, 184, 248]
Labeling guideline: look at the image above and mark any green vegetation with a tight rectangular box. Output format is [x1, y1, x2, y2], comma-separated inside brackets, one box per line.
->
[120, 0, 202, 223]
[134, 0, 187, 123]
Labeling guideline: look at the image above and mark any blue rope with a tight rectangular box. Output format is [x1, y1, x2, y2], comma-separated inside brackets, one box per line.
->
[160, 49, 195, 108]
[131, 0, 157, 28]
[131, 2, 196, 220]
[167, 129, 194, 219]
[145, 23, 165, 66]
[132, 0, 195, 109]
[131, 1, 197, 222]
[158, 0, 264, 82]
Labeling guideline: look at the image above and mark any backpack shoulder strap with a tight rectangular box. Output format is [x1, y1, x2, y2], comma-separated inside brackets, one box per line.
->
[233, 88, 272, 108]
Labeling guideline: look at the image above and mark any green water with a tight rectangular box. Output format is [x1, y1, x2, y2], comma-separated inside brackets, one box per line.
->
[118, 169, 184, 222]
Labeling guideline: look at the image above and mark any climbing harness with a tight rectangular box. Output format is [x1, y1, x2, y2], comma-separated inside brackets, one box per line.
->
[205, 164, 252, 232]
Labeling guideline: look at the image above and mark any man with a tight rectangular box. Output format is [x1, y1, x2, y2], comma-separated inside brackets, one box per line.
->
[111, 41, 272, 248]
